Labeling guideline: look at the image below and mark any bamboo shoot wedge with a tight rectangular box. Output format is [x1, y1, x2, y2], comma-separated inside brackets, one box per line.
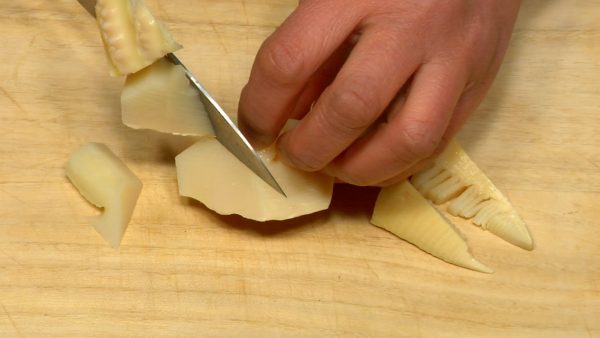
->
[66, 143, 143, 248]
[121, 59, 214, 136]
[95, 0, 182, 76]
[411, 141, 534, 250]
[371, 181, 492, 273]
[175, 137, 334, 221]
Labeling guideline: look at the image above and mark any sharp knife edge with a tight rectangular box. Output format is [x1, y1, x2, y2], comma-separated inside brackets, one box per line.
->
[76, 0, 286, 197]
[165, 53, 286, 197]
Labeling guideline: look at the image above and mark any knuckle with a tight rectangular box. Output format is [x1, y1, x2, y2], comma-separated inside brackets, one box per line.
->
[396, 118, 442, 161]
[325, 85, 380, 134]
[257, 38, 305, 86]
[283, 142, 324, 172]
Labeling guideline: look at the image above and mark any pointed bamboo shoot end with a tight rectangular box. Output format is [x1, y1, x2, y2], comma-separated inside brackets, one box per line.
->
[411, 140, 534, 250]
[371, 181, 492, 273]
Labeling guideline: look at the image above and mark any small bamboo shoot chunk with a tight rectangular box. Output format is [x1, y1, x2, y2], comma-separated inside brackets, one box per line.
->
[121, 59, 214, 136]
[66, 143, 142, 248]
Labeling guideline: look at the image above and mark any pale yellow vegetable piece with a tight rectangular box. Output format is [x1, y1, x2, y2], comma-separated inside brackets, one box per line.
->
[411, 141, 534, 250]
[96, 0, 182, 76]
[447, 186, 489, 219]
[427, 176, 465, 204]
[121, 58, 214, 136]
[66, 143, 143, 248]
[371, 181, 492, 273]
[410, 165, 443, 191]
[175, 138, 334, 221]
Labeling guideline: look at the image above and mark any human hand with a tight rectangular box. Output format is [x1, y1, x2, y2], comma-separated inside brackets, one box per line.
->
[238, 0, 522, 186]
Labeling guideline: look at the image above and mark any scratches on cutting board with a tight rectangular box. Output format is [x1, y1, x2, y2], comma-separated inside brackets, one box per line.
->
[0, 186, 27, 206]
[197, 1, 229, 54]
[0, 86, 27, 116]
[240, 0, 249, 25]
[0, 247, 24, 268]
[1, 302, 23, 338]
[209, 22, 229, 54]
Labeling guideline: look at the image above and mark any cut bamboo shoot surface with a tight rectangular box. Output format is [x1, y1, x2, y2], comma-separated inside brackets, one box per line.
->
[3, 0, 599, 336]
[121, 58, 214, 136]
[371, 181, 492, 273]
[411, 140, 534, 250]
[65, 143, 143, 248]
[176, 138, 334, 221]
[94, 0, 530, 271]
[95, 0, 181, 76]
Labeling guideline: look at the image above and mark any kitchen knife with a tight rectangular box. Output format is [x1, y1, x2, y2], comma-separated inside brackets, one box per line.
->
[76, 0, 286, 197]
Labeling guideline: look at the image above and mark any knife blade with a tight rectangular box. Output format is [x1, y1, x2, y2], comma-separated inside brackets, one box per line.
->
[76, 0, 286, 197]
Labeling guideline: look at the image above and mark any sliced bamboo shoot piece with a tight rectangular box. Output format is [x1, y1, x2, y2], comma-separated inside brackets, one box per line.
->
[96, 0, 182, 76]
[66, 143, 143, 248]
[175, 138, 334, 221]
[371, 181, 492, 273]
[410, 141, 534, 250]
[121, 58, 214, 136]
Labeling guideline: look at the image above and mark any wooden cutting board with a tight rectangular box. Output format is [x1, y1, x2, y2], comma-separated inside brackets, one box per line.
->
[1, 1, 598, 337]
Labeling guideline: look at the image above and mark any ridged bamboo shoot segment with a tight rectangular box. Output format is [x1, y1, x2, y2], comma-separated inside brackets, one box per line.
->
[121, 59, 214, 136]
[66, 143, 143, 248]
[410, 141, 534, 250]
[371, 181, 492, 273]
[447, 186, 489, 218]
[175, 138, 334, 221]
[96, 0, 182, 76]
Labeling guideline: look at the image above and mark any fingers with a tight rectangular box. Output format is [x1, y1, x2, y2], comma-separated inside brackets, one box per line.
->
[277, 28, 423, 171]
[373, 89, 481, 188]
[376, 159, 435, 187]
[443, 69, 501, 139]
[237, 1, 362, 148]
[362, 71, 492, 188]
[288, 41, 354, 120]
[327, 60, 468, 186]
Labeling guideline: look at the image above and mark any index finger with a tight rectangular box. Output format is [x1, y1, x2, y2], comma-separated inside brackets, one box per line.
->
[237, 1, 362, 148]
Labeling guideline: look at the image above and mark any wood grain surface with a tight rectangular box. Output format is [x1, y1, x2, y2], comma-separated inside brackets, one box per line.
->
[1, 1, 599, 337]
